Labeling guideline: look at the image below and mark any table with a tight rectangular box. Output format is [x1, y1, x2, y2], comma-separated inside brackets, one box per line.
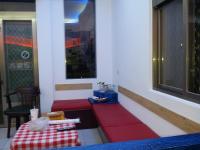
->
[51, 99, 97, 129]
[10, 122, 81, 150]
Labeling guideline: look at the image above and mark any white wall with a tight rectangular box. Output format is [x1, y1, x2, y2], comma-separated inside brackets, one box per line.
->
[36, 0, 200, 137]
[36, 0, 113, 112]
[51, 0, 113, 100]
[112, 0, 200, 137]
[36, 0, 55, 113]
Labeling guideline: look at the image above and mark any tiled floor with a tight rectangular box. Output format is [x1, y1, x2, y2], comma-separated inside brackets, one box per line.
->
[78, 129, 103, 146]
[0, 128, 103, 150]
[0, 128, 15, 150]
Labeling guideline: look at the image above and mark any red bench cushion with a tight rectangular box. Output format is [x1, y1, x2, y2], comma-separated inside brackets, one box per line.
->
[104, 124, 159, 142]
[51, 99, 91, 111]
[93, 104, 141, 127]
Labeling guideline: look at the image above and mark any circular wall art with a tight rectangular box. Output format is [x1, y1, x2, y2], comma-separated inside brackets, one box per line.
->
[21, 50, 30, 60]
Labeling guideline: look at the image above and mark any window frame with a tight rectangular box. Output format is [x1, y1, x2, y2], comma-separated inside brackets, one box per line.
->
[153, 0, 200, 104]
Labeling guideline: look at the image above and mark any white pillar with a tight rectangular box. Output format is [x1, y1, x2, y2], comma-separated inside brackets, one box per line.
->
[36, 0, 55, 112]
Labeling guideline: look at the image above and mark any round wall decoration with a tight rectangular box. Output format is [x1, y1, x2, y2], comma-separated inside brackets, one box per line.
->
[21, 50, 30, 60]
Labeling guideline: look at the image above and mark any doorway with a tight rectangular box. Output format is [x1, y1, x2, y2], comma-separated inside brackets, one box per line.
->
[0, 12, 39, 126]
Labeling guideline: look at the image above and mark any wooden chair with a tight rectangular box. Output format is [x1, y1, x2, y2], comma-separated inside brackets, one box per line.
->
[4, 86, 40, 138]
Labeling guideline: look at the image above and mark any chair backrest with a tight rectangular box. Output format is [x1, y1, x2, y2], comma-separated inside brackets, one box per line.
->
[16, 86, 40, 108]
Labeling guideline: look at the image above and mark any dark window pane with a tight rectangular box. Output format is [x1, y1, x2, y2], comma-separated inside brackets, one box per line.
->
[64, 0, 96, 79]
[188, 0, 200, 94]
[4, 21, 34, 91]
[153, 0, 200, 103]
[0, 2, 35, 11]
[160, 0, 184, 89]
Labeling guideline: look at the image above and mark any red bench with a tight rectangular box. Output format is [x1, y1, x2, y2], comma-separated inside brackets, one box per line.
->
[51, 99, 98, 129]
[52, 99, 91, 111]
[92, 104, 159, 142]
[51, 100, 159, 142]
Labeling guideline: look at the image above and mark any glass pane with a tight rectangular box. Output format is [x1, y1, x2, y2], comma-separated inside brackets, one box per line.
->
[64, 0, 96, 79]
[160, 0, 184, 89]
[0, 73, 3, 124]
[188, 0, 200, 94]
[4, 21, 34, 92]
[0, 2, 35, 11]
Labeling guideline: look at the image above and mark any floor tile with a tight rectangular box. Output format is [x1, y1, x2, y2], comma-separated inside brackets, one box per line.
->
[78, 129, 103, 145]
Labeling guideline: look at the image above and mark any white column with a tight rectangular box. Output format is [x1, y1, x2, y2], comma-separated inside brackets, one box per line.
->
[36, 0, 55, 112]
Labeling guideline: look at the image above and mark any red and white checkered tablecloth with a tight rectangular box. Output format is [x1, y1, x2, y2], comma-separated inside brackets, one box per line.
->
[10, 122, 81, 150]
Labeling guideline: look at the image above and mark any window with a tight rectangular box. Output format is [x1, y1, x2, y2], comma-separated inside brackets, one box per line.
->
[153, 0, 200, 103]
[64, 0, 96, 79]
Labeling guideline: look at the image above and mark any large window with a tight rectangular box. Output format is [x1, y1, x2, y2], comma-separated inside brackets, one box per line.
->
[153, 0, 200, 103]
[64, 0, 96, 79]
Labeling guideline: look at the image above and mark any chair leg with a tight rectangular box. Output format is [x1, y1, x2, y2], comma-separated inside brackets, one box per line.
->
[24, 115, 29, 123]
[7, 116, 11, 138]
[16, 117, 20, 130]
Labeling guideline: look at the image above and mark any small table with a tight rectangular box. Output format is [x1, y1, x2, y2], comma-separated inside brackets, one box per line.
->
[10, 122, 81, 150]
[51, 100, 98, 129]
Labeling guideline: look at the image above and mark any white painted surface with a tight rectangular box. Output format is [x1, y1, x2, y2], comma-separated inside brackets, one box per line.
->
[51, 0, 113, 100]
[36, 0, 200, 136]
[119, 94, 185, 137]
[112, 0, 200, 136]
[36, 0, 55, 112]
[55, 90, 93, 100]
[36, 0, 113, 112]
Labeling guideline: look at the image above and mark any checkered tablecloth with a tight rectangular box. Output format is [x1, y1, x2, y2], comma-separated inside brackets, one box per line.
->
[10, 122, 81, 150]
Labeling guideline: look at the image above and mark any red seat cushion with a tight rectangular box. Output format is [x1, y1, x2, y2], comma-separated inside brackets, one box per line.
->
[51, 99, 91, 111]
[93, 104, 141, 127]
[104, 124, 159, 142]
